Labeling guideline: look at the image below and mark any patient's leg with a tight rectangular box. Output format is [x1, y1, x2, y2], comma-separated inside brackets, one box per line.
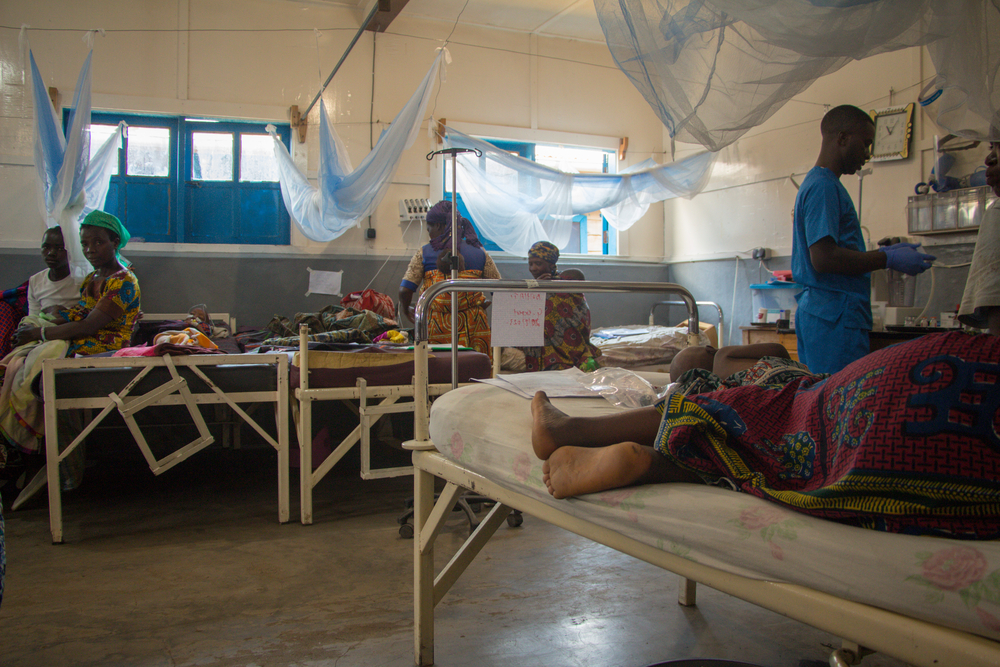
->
[542, 442, 701, 498]
[531, 391, 661, 461]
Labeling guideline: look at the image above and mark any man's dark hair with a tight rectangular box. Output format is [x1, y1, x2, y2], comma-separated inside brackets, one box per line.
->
[821, 105, 874, 138]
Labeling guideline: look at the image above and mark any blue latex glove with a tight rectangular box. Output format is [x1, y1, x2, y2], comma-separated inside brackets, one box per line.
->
[879, 242, 936, 275]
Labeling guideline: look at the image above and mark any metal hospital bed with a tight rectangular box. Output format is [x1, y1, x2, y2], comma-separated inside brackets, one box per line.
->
[403, 280, 1000, 667]
[650, 299, 724, 339]
[38, 317, 289, 543]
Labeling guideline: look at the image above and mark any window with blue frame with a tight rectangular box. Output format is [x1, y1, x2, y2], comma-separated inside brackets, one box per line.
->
[79, 112, 291, 245]
[444, 139, 618, 255]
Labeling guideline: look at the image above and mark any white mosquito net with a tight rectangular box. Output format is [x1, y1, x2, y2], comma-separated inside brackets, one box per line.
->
[442, 127, 717, 256]
[595, 0, 1000, 152]
[30, 46, 124, 276]
[269, 51, 444, 242]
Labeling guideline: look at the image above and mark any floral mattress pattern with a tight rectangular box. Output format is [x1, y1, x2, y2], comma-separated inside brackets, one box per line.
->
[429, 382, 1000, 642]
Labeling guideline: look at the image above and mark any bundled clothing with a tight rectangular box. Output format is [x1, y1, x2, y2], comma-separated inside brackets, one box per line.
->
[0, 317, 69, 457]
[656, 332, 1000, 539]
[260, 304, 396, 348]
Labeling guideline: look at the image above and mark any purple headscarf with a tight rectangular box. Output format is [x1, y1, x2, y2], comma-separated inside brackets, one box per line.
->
[426, 200, 483, 251]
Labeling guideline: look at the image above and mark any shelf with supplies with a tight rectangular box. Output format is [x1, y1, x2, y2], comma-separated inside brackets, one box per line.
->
[907, 185, 995, 235]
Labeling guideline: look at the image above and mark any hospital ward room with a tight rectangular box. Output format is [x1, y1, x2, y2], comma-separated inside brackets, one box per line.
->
[1, 1, 999, 666]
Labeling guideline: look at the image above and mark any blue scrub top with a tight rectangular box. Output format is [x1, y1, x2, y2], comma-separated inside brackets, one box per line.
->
[791, 166, 872, 330]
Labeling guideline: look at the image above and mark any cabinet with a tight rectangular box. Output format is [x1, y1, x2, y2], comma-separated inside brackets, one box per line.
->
[740, 325, 798, 360]
[741, 325, 942, 362]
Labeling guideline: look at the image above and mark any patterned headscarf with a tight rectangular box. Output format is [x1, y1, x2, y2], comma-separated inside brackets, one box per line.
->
[528, 241, 559, 267]
[426, 200, 483, 250]
[81, 210, 130, 265]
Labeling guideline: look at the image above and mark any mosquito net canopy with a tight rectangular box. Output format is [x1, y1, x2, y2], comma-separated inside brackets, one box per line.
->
[269, 51, 443, 242]
[30, 46, 124, 276]
[443, 127, 717, 256]
[595, 0, 1000, 152]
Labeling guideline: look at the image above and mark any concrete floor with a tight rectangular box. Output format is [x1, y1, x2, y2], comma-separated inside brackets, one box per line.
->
[0, 444, 914, 667]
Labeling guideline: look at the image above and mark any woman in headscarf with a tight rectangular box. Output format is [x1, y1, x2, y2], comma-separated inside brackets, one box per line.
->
[1, 211, 141, 467]
[12, 211, 140, 355]
[399, 200, 500, 356]
[521, 241, 601, 372]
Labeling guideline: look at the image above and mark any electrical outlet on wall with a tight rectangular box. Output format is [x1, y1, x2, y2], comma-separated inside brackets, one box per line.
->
[751, 247, 771, 260]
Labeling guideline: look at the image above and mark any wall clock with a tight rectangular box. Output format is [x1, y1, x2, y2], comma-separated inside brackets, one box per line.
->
[869, 103, 914, 161]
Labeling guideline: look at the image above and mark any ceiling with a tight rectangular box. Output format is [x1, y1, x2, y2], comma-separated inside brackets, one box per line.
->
[316, 0, 608, 44]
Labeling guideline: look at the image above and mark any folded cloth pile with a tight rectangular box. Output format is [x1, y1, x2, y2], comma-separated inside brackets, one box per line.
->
[113, 342, 225, 357]
[373, 329, 409, 344]
[153, 327, 218, 349]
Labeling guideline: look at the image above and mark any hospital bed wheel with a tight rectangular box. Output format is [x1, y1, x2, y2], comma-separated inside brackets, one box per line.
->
[507, 511, 523, 528]
[399, 522, 415, 539]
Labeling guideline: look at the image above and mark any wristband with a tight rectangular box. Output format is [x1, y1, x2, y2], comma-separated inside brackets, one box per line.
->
[40, 327, 47, 343]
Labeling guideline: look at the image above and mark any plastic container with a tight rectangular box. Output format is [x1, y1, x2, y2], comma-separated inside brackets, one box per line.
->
[886, 269, 916, 307]
[750, 283, 802, 324]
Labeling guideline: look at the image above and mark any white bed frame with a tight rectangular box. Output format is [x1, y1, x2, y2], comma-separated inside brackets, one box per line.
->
[404, 279, 1000, 667]
[293, 324, 496, 524]
[39, 332, 289, 543]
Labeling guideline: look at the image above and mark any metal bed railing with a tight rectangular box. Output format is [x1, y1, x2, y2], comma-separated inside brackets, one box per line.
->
[648, 300, 724, 344]
[409, 279, 701, 443]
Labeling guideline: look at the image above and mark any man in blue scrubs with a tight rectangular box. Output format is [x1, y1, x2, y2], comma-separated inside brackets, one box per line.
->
[792, 105, 935, 374]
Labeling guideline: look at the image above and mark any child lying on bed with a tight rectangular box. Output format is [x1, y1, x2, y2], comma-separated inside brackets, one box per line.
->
[532, 332, 1000, 539]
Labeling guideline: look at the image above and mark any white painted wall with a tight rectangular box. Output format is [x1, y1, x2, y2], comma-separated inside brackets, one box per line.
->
[0, 0, 667, 260]
[663, 47, 987, 262]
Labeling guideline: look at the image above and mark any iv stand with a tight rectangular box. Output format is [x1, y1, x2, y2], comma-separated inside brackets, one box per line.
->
[426, 147, 483, 388]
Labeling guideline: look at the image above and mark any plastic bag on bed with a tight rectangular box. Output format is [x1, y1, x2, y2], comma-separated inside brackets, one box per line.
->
[575, 367, 669, 409]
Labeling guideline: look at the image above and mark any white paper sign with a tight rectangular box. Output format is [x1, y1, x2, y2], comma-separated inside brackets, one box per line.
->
[306, 267, 343, 296]
[490, 291, 545, 346]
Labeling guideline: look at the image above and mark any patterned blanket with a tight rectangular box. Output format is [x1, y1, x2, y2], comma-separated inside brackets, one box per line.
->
[655, 332, 1000, 538]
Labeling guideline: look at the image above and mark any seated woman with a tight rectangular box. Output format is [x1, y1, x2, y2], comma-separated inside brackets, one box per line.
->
[520, 241, 601, 372]
[398, 200, 500, 357]
[531, 330, 1000, 539]
[0, 211, 140, 467]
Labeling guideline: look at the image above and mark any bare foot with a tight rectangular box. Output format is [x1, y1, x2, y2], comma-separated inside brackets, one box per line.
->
[542, 442, 654, 498]
[531, 391, 574, 460]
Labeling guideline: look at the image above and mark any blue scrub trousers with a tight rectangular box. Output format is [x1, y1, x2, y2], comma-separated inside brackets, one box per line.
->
[795, 310, 869, 375]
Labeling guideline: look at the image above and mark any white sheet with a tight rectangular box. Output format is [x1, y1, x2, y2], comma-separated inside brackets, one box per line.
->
[429, 382, 1000, 643]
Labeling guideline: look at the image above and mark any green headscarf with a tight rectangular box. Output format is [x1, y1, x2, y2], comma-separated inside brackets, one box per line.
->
[81, 210, 130, 265]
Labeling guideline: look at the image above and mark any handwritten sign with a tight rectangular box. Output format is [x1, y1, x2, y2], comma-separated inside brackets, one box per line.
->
[305, 267, 343, 296]
[491, 292, 545, 346]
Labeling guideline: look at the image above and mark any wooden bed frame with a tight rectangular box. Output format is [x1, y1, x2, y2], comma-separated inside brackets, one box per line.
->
[403, 279, 1000, 667]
